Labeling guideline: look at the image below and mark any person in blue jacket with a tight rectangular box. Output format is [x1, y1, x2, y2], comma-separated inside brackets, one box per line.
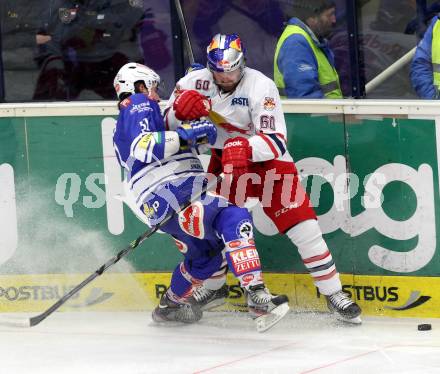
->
[112, 62, 289, 331]
[411, 15, 440, 99]
[274, 0, 342, 98]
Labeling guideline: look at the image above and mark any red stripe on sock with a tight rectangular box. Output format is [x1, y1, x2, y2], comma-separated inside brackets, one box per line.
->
[313, 268, 337, 281]
[303, 250, 331, 264]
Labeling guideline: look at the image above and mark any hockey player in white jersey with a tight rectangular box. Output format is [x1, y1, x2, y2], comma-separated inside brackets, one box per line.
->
[112, 62, 289, 332]
[165, 33, 362, 323]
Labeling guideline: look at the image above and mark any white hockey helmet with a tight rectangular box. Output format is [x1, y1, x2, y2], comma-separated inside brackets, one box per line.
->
[114, 63, 160, 99]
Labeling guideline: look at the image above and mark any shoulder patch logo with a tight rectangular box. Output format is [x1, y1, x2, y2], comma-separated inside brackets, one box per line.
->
[59, 8, 77, 24]
[263, 97, 276, 111]
[236, 219, 253, 239]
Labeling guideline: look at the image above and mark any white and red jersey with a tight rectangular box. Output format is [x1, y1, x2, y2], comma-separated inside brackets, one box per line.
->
[166, 68, 342, 297]
[165, 67, 293, 164]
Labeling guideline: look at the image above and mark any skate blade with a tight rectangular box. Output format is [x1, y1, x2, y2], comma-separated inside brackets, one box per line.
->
[254, 303, 290, 333]
[201, 298, 227, 311]
[336, 315, 362, 325]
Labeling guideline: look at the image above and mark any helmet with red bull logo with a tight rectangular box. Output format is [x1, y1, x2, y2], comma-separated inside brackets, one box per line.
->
[206, 33, 245, 73]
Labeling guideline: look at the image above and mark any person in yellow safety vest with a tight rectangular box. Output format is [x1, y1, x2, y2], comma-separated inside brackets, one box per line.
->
[411, 15, 440, 99]
[274, 0, 343, 98]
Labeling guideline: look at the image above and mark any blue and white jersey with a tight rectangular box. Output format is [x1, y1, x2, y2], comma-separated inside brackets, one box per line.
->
[113, 94, 262, 292]
[113, 93, 205, 224]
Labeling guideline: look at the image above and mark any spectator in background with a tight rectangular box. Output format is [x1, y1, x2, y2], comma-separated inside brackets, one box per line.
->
[411, 14, 440, 99]
[184, 0, 284, 77]
[356, 0, 419, 99]
[370, 0, 417, 33]
[273, 0, 342, 98]
[137, 6, 171, 72]
[0, 0, 55, 101]
[405, 0, 440, 38]
[34, 0, 145, 100]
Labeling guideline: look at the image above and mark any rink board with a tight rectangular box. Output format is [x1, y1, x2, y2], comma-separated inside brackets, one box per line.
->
[0, 272, 437, 318]
[1, 101, 440, 319]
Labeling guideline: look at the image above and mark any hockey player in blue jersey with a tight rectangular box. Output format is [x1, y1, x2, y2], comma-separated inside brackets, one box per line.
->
[112, 62, 289, 332]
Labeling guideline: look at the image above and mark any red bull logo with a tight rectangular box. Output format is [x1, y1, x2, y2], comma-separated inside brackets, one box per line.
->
[263, 97, 276, 111]
[229, 38, 242, 51]
[208, 39, 219, 52]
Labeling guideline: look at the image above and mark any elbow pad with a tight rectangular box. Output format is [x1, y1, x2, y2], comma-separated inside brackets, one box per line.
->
[163, 131, 181, 158]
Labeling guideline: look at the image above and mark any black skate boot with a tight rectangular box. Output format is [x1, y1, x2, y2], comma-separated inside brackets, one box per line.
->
[188, 284, 229, 311]
[246, 284, 290, 332]
[326, 291, 362, 324]
[152, 292, 202, 323]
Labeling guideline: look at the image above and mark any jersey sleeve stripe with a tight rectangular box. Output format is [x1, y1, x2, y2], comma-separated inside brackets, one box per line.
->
[266, 133, 286, 155]
[275, 132, 287, 142]
[145, 139, 154, 163]
[258, 133, 279, 158]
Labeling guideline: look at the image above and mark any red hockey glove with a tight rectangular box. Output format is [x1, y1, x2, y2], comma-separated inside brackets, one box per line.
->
[173, 90, 211, 120]
[222, 137, 253, 179]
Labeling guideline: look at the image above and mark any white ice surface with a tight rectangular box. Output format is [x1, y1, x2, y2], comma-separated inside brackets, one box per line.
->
[0, 311, 439, 374]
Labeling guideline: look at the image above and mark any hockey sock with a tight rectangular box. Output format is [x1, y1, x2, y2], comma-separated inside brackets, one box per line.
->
[224, 238, 263, 289]
[286, 219, 342, 295]
[170, 260, 228, 299]
[169, 263, 202, 299]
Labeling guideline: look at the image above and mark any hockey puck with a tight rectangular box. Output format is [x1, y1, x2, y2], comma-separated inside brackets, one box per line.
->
[418, 323, 432, 331]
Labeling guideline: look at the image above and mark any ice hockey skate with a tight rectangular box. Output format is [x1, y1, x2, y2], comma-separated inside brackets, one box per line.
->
[152, 292, 202, 324]
[246, 284, 289, 332]
[188, 284, 229, 311]
[326, 291, 362, 324]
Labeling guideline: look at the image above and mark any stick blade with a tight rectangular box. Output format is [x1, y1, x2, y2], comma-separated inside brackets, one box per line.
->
[0, 315, 31, 328]
[254, 303, 290, 333]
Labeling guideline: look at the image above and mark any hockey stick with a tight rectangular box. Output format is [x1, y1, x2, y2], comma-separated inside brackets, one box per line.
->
[174, 0, 195, 64]
[208, 110, 227, 126]
[0, 173, 224, 328]
[208, 110, 248, 136]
